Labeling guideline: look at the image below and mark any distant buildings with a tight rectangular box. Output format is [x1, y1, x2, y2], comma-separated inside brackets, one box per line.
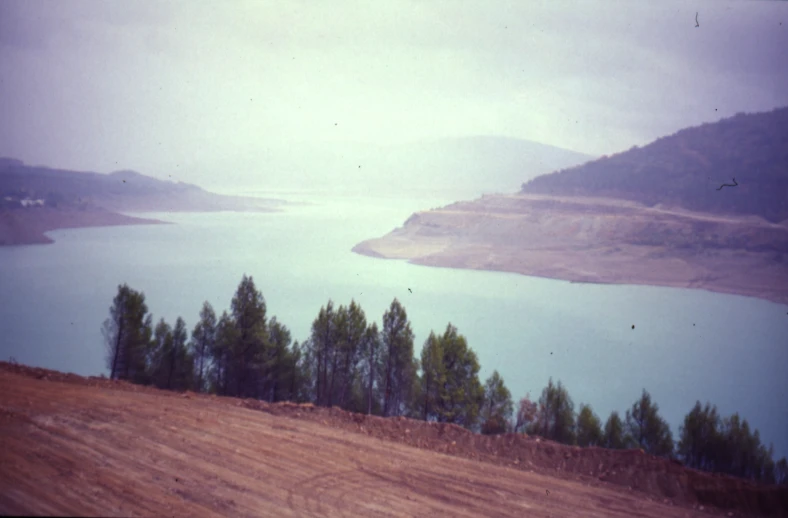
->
[3, 196, 45, 207]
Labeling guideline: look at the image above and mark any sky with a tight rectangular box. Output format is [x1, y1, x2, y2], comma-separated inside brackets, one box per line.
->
[1, 0, 787, 189]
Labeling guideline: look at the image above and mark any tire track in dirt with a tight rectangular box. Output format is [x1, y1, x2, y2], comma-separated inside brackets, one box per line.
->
[1, 366, 782, 517]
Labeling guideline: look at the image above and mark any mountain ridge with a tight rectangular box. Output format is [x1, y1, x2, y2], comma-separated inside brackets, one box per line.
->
[521, 107, 788, 222]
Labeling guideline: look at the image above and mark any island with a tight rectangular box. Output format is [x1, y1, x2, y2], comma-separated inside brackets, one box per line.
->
[354, 108, 788, 305]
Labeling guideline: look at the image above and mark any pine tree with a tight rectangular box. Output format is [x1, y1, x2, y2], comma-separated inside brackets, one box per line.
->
[380, 299, 415, 417]
[602, 411, 629, 449]
[335, 300, 367, 410]
[209, 310, 237, 395]
[150, 318, 174, 389]
[230, 274, 268, 398]
[309, 301, 337, 407]
[531, 378, 576, 445]
[480, 370, 513, 435]
[677, 401, 721, 471]
[576, 404, 603, 447]
[420, 331, 445, 421]
[190, 301, 217, 393]
[363, 322, 381, 415]
[264, 316, 292, 402]
[775, 457, 788, 485]
[169, 317, 193, 391]
[418, 324, 483, 428]
[102, 284, 153, 384]
[625, 389, 674, 458]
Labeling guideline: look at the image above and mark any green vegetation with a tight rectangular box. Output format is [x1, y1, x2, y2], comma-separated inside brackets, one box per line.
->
[480, 370, 514, 435]
[678, 401, 787, 483]
[521, 107, 788, 223]
[602, 411, 629, 450]
[576, 404, 604, 447]
[102, 276, 787, 485]
[531, 378, 577, 445]
[625, 389, 675, 457]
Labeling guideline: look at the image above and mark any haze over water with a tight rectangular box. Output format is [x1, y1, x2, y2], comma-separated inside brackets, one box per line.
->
[1, 193, 786, 458]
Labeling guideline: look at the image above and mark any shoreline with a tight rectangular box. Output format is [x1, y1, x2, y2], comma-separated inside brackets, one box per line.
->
[352, 194, 788, 306]
[0, 208, 169, 247]
[353, 243, 788, 306]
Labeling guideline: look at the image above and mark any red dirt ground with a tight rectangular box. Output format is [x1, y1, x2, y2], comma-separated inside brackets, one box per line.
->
[1, 362, 785, 517]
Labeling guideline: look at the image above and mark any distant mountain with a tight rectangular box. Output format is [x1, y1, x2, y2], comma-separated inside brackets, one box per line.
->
[363, 136, 595, 196]
[521, 108, 788, 223]
[214, 136, 593, 199]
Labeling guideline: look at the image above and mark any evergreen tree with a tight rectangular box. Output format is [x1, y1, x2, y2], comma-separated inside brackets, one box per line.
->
[531, 378, 576, 445]
[169, 317, 193, 391]
[230, 274, 268, 398]
[775, 457, 788, 485]
[362, 322, 382, 415]
[309, 301, 337, 407]
[716, 413, 776, 482]
[480, 370, 513, 435]
[190, 301, 216, 393]
[380, 299, 415, 417]
[102, 284, 153, 384]
[625, 389, 674, 458]
[283, 340, 311, 403]
[603, 411, 629, 449]
[677, 401, 722, 471]
[296, 338, 317, 403]
[576, 404, 603, 447]
[264, 316, 292, 402]
[420, 331, 445, 421]
[209, 310, 237, 395]
[335, 300, 367, 409]
[419, 324, 484, 428]
[150, 318, 174, 389]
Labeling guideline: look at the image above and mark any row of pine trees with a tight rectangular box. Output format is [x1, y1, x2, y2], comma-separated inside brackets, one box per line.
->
[103, 275, 787, 485]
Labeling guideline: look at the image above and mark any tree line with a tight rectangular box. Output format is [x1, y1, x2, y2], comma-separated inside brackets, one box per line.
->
[103, 275, 787, 485]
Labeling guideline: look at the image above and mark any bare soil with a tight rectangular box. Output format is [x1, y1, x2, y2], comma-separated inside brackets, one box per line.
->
[1, 362, 785, 517]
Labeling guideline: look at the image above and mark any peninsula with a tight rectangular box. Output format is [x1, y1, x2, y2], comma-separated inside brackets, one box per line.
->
[354, 108, 788, 305]
[0, 158, 285, 246]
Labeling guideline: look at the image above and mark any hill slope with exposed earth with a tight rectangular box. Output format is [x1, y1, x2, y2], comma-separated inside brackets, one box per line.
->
[1, 362, 787, 516]
[354, 109, 788, 304]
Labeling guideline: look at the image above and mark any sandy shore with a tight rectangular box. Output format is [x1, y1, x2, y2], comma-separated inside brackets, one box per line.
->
[353, 194, 788, 305]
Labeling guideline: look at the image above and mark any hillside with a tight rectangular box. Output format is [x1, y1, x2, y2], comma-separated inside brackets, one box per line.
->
[1, 362, 786, 517]
[354, 109, 788, 304]
[0, 159, 285, 245]
[521, 108, 788, 223]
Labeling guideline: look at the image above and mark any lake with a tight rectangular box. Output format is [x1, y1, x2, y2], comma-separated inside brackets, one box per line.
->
[1, 193, 786, 458]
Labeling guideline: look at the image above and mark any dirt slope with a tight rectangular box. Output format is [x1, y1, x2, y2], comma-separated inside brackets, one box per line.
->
[1, 363, 785, 517]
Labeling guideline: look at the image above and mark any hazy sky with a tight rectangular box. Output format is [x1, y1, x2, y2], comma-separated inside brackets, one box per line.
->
[1, 0, 787, 187]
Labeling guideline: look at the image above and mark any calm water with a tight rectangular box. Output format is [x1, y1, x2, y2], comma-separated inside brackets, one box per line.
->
[1, 194, 786, 457]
